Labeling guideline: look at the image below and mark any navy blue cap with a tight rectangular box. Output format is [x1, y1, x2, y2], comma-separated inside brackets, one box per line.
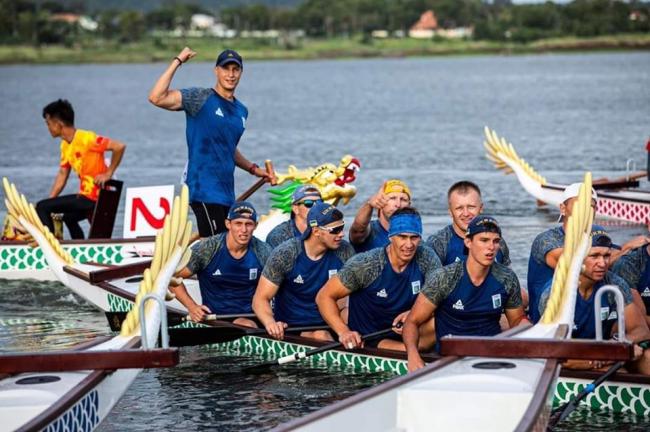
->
[216, 49, 243, 68]
[227, 201, 257, 222]
[591, 225, 620, 249]
[292, 184, 321, 205]
[302, 201, 343, 240]
[466, 215, 501, 237]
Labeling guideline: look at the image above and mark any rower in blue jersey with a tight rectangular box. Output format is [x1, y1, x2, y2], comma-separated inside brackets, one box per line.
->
[404, 216, 528, 372]
[266, 184, 322, 248]
[317, 207, 441, 351]
[171, 201, 271, 328]
[527, 183, 599, 323]
[348, 179, 411, 253]
[612, 241, 650, 327]
[425, 181, 511, 266]
[253, 201, 355, 341]
[538, 227, 650, 374]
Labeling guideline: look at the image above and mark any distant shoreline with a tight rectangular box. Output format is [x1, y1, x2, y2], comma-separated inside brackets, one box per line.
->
[1, 33, 648, 64]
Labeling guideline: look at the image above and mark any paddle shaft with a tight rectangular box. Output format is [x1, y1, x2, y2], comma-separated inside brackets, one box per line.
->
[104, 311, 256, 331]
[277, 327, 396, 365]
[550, 361, 625, 426]
[168, 324, 329, 347]
[237, 160, 274, 201]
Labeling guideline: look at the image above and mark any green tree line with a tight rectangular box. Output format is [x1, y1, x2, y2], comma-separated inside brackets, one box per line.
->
[0, 0, 648, 46]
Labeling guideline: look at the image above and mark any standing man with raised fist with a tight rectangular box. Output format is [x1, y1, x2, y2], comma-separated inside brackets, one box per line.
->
[148, 47, 274, 237]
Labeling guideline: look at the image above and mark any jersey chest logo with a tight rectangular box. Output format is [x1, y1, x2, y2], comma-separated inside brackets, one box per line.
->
[293, 274, 304, 284]
[642, 287, 650, 297]
[215, 108, 224, 117]
[600, 306, 610, 321]
[492, 294, 502, 309]
[328, 269, 338, 279]
[249, 268, 258, 280]
[411, 280, 421, 295]
[452, 299, 464, 310]
[213, 269, 222, 276]
[376, 288, 388, 298]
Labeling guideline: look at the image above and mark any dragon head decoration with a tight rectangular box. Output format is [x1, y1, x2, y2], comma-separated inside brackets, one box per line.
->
[268, 155, 361, 213]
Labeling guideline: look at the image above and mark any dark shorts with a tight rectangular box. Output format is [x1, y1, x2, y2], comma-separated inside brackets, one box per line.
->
[363, 331, 402, 349]
[190, 202, 229, 237]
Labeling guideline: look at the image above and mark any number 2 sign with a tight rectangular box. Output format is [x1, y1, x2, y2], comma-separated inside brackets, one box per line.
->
[123, 185, 175, 238]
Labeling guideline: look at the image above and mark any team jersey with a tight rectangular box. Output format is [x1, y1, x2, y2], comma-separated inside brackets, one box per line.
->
[527, 226, 565, 323]
[339, 245, 442, 335]
[186, 233, 271, 314]
[422, 261, 522, 350]
[266, 219, 301, 248]
[612, 246, 650, 315]
[59, 129, 109, 201]
[181, 87, 248, 206]
[537, 272, 633, 339]
[352, 219, 389, 253]
[424, 224, 511, 266]
[262, 238, 355, 326]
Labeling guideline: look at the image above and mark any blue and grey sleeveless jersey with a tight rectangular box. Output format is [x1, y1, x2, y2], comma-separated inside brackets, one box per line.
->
[422, 261, 521, 349]
[266, 219, 300, 249]
[527, 226, 565, 323]
[612, 246, 650, 315]
[538, 272, 633, 339]
[352, 219, 389, 253]
[424, 224, 511, 266]
[180, 87, 248, 206]
[338, 246, 442, 334]
[186, 233, 271, 314]
[262, 238, 355, 326]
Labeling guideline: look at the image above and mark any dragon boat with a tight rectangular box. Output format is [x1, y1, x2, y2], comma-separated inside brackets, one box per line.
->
[485, 127, 650, 225]
[273, 173, 643, 431]
[9, 177, 650, 428]
[0, 182, 193, 431]
[0, 155, 360, 281]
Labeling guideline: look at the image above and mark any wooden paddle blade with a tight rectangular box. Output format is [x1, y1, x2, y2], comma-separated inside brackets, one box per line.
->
[167, 326, 248, 347]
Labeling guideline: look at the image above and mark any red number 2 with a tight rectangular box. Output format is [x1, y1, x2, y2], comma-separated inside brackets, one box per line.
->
[130, 197, 171, 231]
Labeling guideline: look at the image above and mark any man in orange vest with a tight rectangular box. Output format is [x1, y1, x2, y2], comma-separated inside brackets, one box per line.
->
[36, 99, 126, 239]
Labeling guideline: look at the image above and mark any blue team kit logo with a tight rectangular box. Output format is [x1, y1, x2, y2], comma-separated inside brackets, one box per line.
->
[411, 280, 421, 295]
[491, 294, 502, 309]
[249, 268, 258, 280]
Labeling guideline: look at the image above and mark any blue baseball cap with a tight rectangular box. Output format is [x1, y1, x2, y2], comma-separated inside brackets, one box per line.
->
[466, 215, 502, 237]
[292, 184, 322, 205]
[302, 201, 343, 240]
[216, 49, 243, 68]
[591, 225, 620, 249]
[227, 201, 257, 222]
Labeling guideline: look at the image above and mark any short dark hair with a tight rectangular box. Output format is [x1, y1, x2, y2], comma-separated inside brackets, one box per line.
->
[43, 99, 75, 126]
[391, 206, 420, 218]
[447, 181, 481, 200]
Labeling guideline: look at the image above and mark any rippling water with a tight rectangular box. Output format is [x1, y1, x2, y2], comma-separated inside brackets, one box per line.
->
[1, 52, 649, 430]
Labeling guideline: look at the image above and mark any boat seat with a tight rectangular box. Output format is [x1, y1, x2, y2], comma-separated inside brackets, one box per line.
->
[88, 180, 123, 239]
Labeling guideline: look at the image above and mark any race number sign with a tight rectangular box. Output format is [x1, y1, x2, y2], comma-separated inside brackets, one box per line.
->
[123, 185, 175, 238]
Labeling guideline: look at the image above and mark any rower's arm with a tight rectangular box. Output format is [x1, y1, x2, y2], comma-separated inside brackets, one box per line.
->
[169, 267, 210, 322]
[316, 276, 352, 336]
[252, 276, 280, 328]
[104, 139, 126, 178]
[349, 202, 373, 244]
[234, 149, 273, 181]
[610, 236, 650, 264]
[148, 47, 195, 110]
[49, 166, 70, 198]
[404, 293, 436, 372]
[544, 247, 563, 268]
[623, 302, 650, 343]
[504, 306, 530, 328]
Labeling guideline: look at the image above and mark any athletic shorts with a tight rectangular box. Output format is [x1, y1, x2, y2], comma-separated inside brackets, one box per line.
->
[190, 201, 229, 237]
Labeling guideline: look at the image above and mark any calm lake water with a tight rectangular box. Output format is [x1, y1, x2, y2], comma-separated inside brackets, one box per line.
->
[1, 51, 649, 430]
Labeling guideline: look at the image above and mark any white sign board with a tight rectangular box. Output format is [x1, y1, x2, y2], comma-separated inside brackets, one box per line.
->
[123, 185, 175, 238]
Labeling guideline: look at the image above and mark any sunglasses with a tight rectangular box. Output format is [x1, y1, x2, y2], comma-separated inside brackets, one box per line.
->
[297, 199, 320, 208]
[318, 224, 345, 235]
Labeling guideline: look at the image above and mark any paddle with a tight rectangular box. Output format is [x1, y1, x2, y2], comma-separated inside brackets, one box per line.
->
[237, 160, 275, 201]
[243, 325, 400, 374]
[104, 311, 256, 332]
[167, 325, 330, 347]
[547, 360, 625, 427]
